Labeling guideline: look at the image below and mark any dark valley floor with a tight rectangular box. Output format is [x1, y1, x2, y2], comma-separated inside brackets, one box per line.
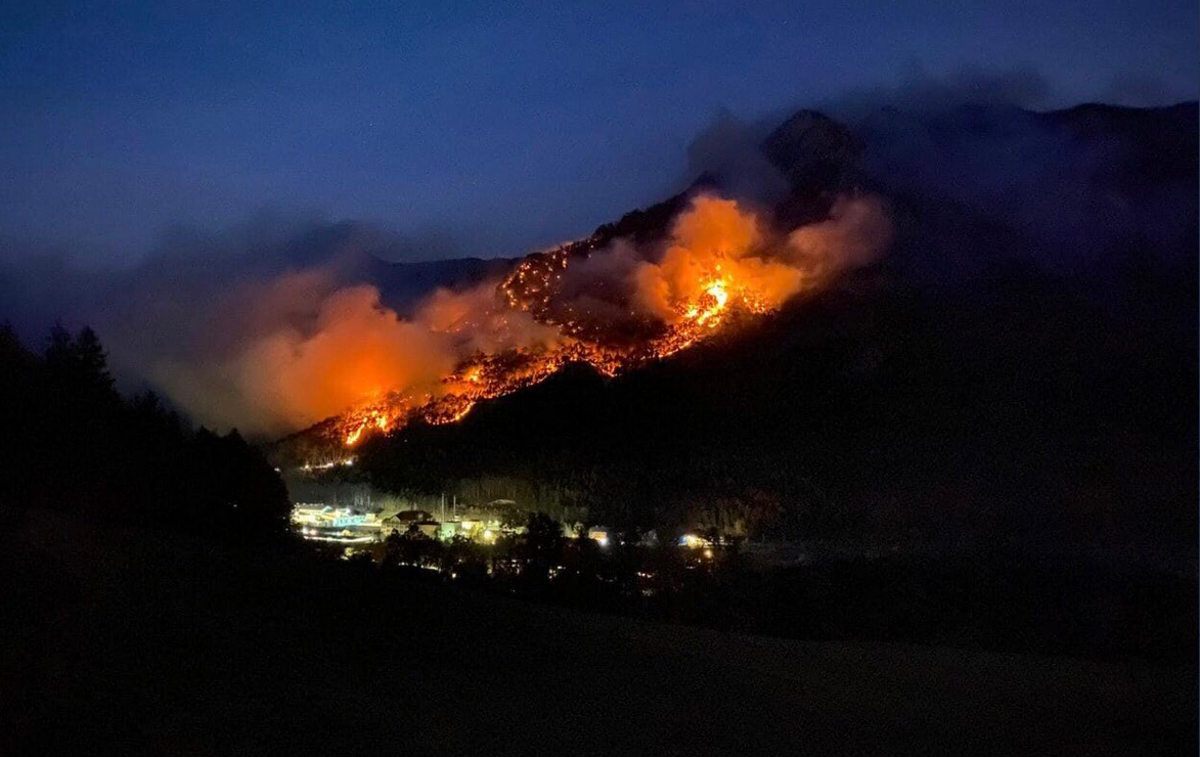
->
[2, 509, 1193, 757]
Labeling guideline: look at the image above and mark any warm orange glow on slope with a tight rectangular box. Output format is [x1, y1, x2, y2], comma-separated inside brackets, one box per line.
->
[323, 194, 890, 447]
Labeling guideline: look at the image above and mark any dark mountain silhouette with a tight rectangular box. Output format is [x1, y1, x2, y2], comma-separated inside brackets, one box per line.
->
[286, 101, 1196, 554]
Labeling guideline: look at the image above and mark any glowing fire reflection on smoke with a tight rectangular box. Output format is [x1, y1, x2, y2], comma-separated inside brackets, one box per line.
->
[327, 193, 890, 447]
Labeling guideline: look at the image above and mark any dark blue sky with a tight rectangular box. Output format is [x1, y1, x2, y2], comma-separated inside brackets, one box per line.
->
[2, 0, 1196, 263]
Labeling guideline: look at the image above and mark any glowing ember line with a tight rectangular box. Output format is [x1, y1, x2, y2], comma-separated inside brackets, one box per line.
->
[337, 283, 770, 447]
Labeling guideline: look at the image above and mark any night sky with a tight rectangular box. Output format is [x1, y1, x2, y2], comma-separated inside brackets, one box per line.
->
[2, 0, 1197, 264]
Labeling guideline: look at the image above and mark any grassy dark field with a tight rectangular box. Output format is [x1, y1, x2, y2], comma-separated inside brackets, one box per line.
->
[2, 509, 1194, 756]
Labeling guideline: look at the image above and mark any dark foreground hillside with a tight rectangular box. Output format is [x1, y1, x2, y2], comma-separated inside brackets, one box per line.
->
[2, 509, 1193, 756]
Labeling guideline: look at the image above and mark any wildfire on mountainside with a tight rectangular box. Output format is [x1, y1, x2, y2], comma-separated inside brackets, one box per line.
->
[324, 193, 890, 449]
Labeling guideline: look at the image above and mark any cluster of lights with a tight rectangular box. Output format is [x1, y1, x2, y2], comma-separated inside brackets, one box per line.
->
[297, 526, 375, 544]
[678, 533, 718, 559]
[300, 458, 355, 472]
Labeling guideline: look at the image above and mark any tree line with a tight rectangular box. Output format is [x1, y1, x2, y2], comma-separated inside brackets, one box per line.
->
[0, 323, 289, 537]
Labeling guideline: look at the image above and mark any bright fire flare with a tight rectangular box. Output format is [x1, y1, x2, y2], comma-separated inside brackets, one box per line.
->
[686, 278, 730, 326]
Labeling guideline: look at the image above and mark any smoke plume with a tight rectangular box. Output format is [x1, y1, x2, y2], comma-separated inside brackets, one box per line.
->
[1, 191, 892, 440]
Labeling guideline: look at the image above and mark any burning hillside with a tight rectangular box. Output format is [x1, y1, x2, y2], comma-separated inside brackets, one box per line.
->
[322, 193, 892, 451]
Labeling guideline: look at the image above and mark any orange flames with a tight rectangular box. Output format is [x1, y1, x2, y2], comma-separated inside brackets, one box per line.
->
[192, 192, 894, 448]
[333, 195, 849, 447]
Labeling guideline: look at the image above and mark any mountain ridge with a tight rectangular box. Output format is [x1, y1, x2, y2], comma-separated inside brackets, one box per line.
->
[276, 100, 1196, 549]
